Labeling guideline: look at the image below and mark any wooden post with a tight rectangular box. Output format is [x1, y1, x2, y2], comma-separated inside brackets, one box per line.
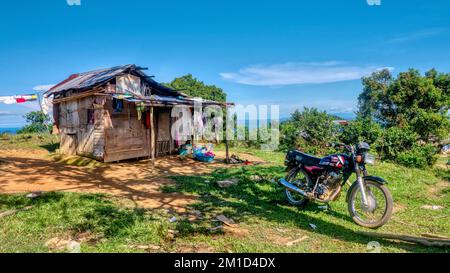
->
[225, 105, 230, 164]
[150, 107, 156, 160]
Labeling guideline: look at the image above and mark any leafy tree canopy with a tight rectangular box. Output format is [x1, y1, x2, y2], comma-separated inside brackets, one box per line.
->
[358, 68, 450, 142]
[280, 107, 338, 154]
[164, 74, 227, 103]
[18, 111, 51, 134]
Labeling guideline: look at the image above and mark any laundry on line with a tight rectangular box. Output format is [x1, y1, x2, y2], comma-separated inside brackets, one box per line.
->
[0, 94, 38, 104]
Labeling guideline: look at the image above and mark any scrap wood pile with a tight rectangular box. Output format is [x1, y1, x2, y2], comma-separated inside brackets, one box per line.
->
[229, 154, 252, 165]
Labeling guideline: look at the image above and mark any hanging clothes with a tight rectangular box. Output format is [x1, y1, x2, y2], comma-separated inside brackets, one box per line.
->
[41, 95, 53, 115]
[136, 102, 146, 120]
[145, 111, 151, 129]
[0, 94, 38, 105]
[112, 98, 124, 112]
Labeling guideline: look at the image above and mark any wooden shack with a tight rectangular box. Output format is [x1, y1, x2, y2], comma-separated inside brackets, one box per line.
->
[45, 64, 228, 162]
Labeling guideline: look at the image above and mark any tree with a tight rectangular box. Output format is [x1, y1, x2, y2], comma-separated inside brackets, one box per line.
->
[164, 74, 227, 102]
[358, 69, 450, 142]
[18, 111, 51, 134]
[340, 117, 383, 145]
[280, 108, 338, 154]
[357, 68, 393, 120]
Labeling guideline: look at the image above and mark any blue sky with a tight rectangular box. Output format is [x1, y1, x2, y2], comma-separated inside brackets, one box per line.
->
[1, 0, 450, 127]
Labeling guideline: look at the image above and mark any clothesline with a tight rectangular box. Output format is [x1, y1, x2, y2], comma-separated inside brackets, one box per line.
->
[0, 92, 53, 115]
[0, 94, 38, 104]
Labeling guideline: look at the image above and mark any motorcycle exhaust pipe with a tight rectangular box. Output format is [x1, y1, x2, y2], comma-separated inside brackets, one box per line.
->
[279, 178, 308, 197]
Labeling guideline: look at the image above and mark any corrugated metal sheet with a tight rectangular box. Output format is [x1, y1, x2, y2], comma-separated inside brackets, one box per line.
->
[46, 64, 178, 97]
[46, 64, 230, 106]
[47, 65, 134, 95]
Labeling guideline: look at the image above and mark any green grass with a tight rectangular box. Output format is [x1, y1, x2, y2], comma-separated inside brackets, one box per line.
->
[163, 155, 449, 253]
[0, 144, 448, 253]
[0, 193, 174, 253]
[0, 133, 59, 151]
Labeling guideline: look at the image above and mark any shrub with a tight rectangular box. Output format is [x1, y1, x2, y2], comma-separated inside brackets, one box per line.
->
[339, 117, 383, 145]
[17, 111, 52, 134]
[279, 108, 338, 155]
[375, 127, 417, 160]
[397, 143, 438, 168]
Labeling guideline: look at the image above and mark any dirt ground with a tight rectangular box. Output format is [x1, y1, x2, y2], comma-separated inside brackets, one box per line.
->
[0, 149, 265, 212]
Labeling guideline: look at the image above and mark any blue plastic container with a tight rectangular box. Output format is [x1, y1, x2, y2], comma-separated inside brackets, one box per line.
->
[194, 153, 215, 163]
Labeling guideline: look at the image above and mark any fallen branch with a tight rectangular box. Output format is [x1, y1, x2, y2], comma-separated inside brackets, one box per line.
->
[0, 206, 34, 219]
[357, 231, 450, 247]
[421, 233, 450, 240]
[285, 236, 309, 247]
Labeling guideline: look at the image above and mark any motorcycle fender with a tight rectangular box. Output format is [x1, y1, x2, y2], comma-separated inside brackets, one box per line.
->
[345, 176, 388, 203]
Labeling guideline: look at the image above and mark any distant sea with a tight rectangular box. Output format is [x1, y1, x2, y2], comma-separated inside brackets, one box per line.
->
[0, 127, 20, 134]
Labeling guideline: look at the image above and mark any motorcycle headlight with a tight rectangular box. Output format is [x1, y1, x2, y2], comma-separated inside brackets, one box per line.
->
[364, 153, 376, 165]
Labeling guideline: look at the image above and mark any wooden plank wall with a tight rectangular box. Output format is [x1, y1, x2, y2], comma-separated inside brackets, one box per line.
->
[57, 95, 105, 159]
[103, 98, 151, 162]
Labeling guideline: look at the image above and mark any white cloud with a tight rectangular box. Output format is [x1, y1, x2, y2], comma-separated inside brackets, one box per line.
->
[220, 62, 393, 86]
[387, 28, 446, 44]
[33, 84, 55, 92]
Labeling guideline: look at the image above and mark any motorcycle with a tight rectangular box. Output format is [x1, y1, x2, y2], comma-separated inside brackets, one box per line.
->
[279, 142, 393, 228]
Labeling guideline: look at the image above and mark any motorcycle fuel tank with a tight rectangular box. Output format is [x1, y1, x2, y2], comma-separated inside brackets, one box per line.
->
[319, 154, 346, 169]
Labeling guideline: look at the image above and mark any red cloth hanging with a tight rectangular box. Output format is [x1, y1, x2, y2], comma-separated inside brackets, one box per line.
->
[145, 111, 151, 129]
[16, 98, 26, 103]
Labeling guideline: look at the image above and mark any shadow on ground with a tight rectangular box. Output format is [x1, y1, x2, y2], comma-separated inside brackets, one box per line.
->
[167, 165, 448, 253]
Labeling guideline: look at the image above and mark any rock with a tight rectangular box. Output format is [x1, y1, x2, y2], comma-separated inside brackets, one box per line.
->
[285, 236, 309, 247]
[208, 225, 224, 232]
[191, 210, 202, 216]
[217, 179, 239, 188]
[67, 240, 81, 253]
[216, 215, 237, 227]
[45, 238, 80, 253]
[421, 205, 444, 210]
[309, 223, 317, 230]
[26, 192, 42, 199]
[249, 175, 263, 182]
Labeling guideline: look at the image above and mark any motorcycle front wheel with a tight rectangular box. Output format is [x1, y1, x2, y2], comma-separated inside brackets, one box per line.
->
[284, 168, 310, 207]
[347, 180, 393, 229]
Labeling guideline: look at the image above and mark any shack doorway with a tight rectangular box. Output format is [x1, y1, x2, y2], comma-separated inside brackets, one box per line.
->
[61, 133, 77, 155]
[156, 109, 172, 157]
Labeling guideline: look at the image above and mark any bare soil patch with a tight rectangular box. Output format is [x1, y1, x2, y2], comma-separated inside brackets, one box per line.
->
[0, 149, 266, 212]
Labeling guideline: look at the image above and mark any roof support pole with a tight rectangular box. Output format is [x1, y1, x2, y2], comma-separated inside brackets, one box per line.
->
[150, 107, 156, 160]
[225, 106, 230, 164]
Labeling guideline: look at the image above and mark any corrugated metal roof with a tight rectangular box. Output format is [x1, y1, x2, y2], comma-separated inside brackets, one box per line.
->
[124, 95, 227, 106]
[45, 64, 231, 106]
[45, 64, 178, 97]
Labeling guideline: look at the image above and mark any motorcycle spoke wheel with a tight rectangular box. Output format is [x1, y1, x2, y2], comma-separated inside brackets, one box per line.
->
[285, 169, 309, 206]
[350, 184, 388, 225]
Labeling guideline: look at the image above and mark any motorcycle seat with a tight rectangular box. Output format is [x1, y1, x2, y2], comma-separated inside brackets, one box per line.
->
[288, 150, 322, 166]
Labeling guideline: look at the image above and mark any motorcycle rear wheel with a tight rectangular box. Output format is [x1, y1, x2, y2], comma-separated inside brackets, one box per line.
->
[347, 180, 393, 229]
[284, 168, 310, 207]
